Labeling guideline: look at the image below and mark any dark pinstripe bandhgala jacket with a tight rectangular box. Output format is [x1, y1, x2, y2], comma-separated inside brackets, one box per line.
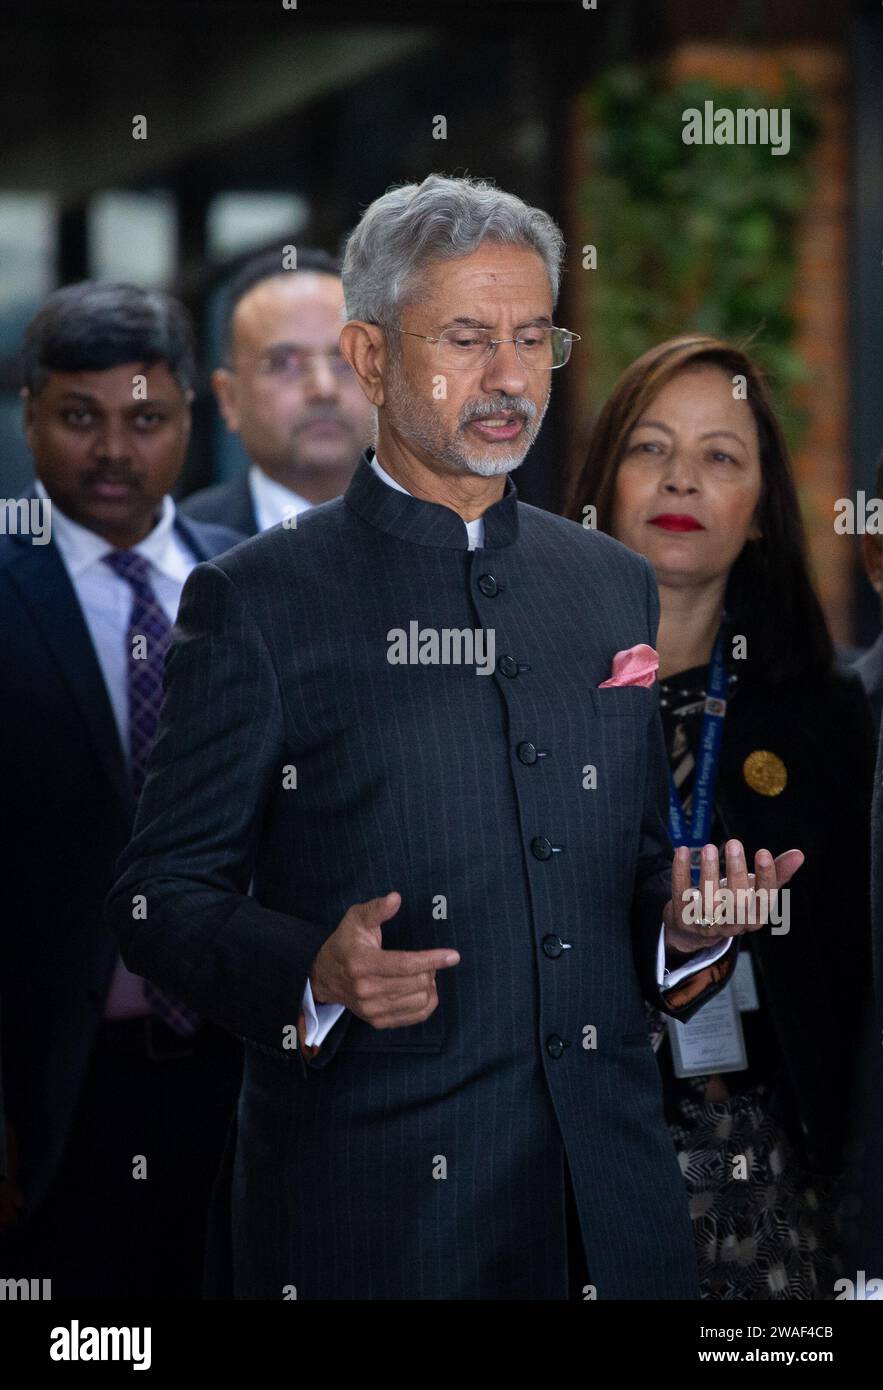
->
[105, 448, 736, 1300]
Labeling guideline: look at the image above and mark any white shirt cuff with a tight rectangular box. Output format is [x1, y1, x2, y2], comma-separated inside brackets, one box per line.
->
[656, 922, 734, 990]
[301, 978, 346, 1047]
[303, 929, 734, 1041]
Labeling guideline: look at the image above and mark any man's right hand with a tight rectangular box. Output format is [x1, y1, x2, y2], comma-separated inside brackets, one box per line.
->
[309, 892, 459, 1029]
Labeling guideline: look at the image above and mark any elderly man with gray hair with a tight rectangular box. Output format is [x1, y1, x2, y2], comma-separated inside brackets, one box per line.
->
[105, 174, 795, 1300]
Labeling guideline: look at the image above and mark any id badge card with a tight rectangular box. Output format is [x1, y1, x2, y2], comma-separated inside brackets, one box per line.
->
[667, 982, 748, 1077]
[732, 949, 759, 1012]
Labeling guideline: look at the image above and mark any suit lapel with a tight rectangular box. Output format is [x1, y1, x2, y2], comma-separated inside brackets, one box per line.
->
[8, 497, 229, 825]
[8, 534, 135, 821]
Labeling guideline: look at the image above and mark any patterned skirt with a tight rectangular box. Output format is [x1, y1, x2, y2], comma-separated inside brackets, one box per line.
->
[668, 1081, 844, 1300]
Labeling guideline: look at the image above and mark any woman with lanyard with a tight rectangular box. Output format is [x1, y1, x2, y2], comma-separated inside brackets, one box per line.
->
[569, 335, 875, 1299]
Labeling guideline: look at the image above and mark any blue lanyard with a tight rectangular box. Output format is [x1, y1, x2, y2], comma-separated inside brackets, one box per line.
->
[667, 630, 728, 886]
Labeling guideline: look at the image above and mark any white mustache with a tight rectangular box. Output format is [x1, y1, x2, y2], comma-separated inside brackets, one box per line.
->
[463, 401, 535, 424]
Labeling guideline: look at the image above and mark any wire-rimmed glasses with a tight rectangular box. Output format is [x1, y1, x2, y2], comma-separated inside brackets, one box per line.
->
[381, 323, 580, 371]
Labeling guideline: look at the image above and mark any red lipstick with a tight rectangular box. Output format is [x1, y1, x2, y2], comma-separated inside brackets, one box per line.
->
[647, 514, 705, 532]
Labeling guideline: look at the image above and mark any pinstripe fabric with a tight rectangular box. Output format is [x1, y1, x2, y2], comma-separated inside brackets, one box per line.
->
[105, 449, 728, 1299]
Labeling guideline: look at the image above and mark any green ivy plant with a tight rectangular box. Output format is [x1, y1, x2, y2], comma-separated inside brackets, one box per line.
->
[577, 65, 820, 445]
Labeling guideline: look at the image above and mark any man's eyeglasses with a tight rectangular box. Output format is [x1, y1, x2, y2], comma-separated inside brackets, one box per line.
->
[257, 347, 353, 380]
[379, 323, 581, 372]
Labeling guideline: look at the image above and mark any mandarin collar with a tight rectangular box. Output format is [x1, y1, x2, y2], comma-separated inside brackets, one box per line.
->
[343, 448, 519, 549]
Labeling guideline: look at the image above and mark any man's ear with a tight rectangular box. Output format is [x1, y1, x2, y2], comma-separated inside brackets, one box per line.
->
[339, 322, 387, 408]
[861, 532, 883, 596]
[211, 368, 240, 432]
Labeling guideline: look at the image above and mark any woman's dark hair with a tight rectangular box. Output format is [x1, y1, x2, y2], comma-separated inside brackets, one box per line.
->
[566, 334, 833, 687]
[20, 280, 196, 395]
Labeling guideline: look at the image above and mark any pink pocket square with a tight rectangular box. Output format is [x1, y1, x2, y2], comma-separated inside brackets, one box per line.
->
[598, 643, 659, 688]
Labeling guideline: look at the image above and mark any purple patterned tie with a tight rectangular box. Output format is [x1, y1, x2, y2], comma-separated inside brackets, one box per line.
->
[103, 549, 200, 1037]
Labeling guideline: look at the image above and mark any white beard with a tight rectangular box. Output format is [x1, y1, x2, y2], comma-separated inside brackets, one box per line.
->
[383, 351, 549, 478]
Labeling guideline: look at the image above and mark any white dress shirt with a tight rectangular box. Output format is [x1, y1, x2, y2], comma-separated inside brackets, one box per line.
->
[370, 451, 486, 549]
[34, 478, 201, 1019]
[248, 464, 312, 532]
[299, 453, 732, 1048]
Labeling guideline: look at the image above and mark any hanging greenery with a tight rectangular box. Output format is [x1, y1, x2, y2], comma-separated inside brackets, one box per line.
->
[577, 65, 820, 444]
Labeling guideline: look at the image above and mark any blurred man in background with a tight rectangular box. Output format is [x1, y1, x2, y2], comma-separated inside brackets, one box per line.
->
[844, 448, 883, 1289]
[0, 281, 244, 1297]
[181, 247, 374, 534]
[853, 450, 883, 738]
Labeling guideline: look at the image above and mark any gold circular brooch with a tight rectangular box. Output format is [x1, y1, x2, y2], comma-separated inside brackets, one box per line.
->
[742, 749, 788, 797]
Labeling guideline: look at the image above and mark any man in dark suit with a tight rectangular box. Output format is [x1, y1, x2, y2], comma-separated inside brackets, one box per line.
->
[853, 450, 883, 737]
[844, 451, 883, 1288]
[0, 1009, 8, 1186]
[180, 248, 375, 536]
[0, 282, 244, 1298]
[106, 175, 801, 1300]
[844, 448, 883, 1284]
[840, 703, 883, 1292]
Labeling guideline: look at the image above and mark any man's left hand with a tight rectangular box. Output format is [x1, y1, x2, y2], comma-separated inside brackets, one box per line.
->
[663, 839, 804, 956]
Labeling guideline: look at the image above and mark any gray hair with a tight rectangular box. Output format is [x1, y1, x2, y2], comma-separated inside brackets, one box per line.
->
[340, 173, 565, 329]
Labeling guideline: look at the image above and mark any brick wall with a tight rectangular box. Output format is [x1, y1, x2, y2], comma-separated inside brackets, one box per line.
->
[564, 42, 855, 643]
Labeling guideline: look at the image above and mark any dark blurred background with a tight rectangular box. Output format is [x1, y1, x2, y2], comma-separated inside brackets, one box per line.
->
[1, 0, 882, 644]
